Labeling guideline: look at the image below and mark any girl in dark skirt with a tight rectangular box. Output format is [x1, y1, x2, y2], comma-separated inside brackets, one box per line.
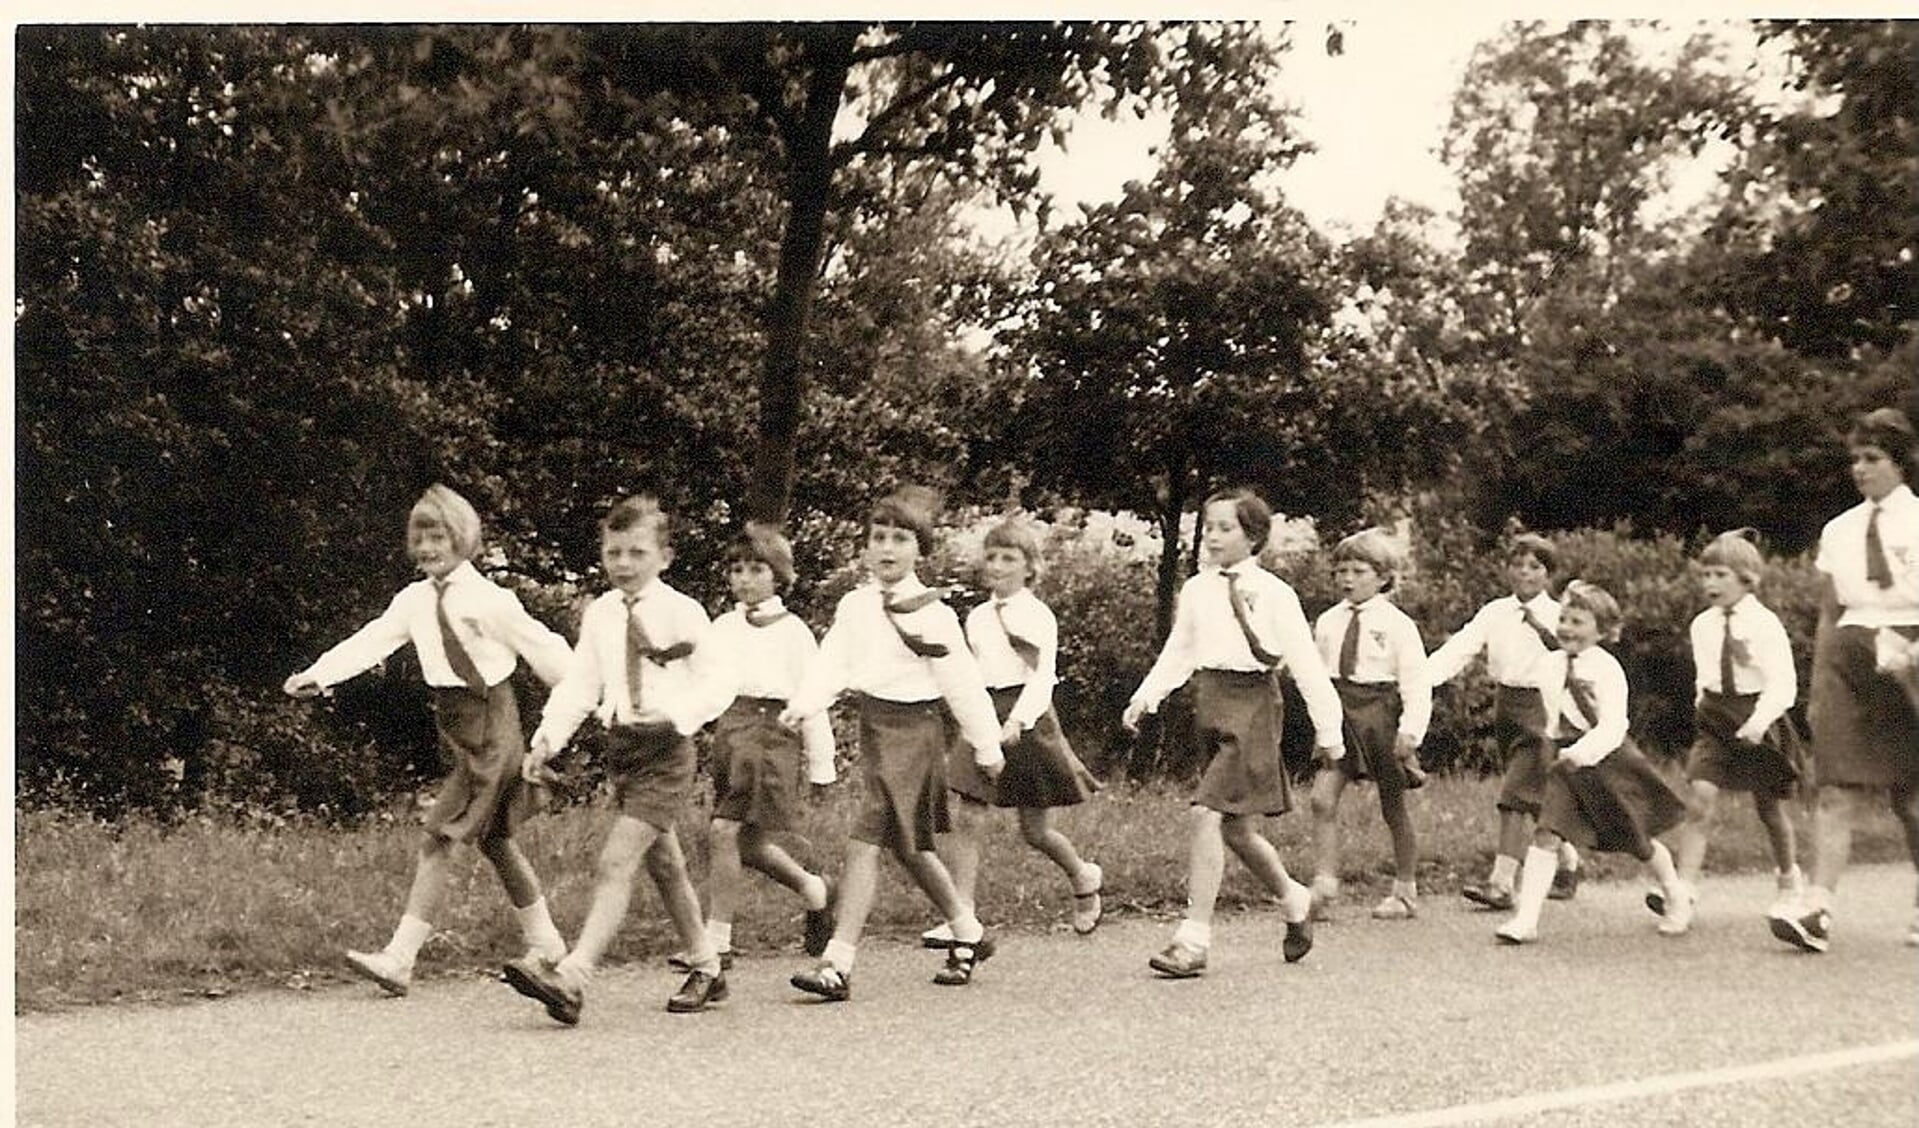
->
[1307, 528, 1433, 921]
[935, 517, 1105, 945]
[1773, 407, 1919, 953]
[781, 486, 1008, 999]
[676, 523, 838, 971]
[1123, 489, 1347, 978]
[1654, 530, 1804, 935]
[285, 485, 575, 997]
[1496, 581, 1690, 945]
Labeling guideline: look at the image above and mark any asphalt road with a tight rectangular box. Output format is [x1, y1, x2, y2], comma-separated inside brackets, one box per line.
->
[15, 866, 1919, 1128]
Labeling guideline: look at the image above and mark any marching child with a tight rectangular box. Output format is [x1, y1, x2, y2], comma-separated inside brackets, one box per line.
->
[1426, 533, 1583, 910]
[1494, 581, 1691, 944]
[503, 495, 730, 1023]
[680, 522, 838, 969]
[780, 486, 1008, 1000]
[284, 484, 575, 997]
[1650, 530, 1803, 935]
[1307, 528, 1432, 921]
[934, 516, 1105, 945]
[1122, 488, 1346, 978]
[1773, 407, 1919, 952]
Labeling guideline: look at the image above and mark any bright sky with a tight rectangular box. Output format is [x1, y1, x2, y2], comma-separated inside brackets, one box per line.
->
[1025, 16, 1502, 239]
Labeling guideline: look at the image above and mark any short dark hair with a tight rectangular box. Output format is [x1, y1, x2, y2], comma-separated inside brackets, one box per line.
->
[601, 495, 672, 549]
[724, 521, 796, 588]
[1202, 488, 1272, 552]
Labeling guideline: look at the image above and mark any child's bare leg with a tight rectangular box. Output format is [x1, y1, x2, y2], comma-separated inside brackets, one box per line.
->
[1379, 786, 1418, 884]
[1015, 806, 1094, 889]
[1222, 813, 1308, 904]
[558, 815, 659, 976]
[476, 831, 541, 908]
[1674, 780, 1719, 884]
[1755, 793, 1798, 873]
[351, 833, 453, 983]
[1308, 770, 1348, 889]
[942, 795, 988, 911]
[813, 840, 882, 974]
[1496, 807, 1532, 868]
[706, 818, 746, 931]
[400, 833, 455, 924]
[644, 828, 713, 970]
[897, 844, 982, 940]
[478, 831, 566, 960]
[1183, 806, 1228, 929]
[1892, 783, 1919, 872]
[739, 825, 826, 903]
[1810, 786, 1862, 895]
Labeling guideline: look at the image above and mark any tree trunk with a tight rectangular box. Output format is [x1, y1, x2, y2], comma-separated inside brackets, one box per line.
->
[743, 28, 859, 524]
[1130, 458, 1190, 779]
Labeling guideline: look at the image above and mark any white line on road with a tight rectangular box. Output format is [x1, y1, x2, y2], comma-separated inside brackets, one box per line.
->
[1314, 1039, 1919, 1128]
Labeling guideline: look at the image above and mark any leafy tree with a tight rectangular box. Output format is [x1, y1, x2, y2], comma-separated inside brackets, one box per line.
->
[1714, 20, 1917, 360]
[581, 23, 1168, 523]
[991, 25, 1332, 656]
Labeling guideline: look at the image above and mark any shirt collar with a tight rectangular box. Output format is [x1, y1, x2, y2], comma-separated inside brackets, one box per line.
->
[878, 574, 928, 601]
[1878, 484, 1915, 508]
[432, 560, 481, 588]
[1213, 557, 1259, 579]
[1518, 591, 1555, 612]
[740, 594, 786, 615]
[620, 578, 664, 604]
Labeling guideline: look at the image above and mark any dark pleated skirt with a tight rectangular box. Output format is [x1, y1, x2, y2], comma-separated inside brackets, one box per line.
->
[1685, 690, 1802, 798]
[1808, 624, 1919, 790]
[946, 686, 1102, 809]
[1539, 736, 1690, 861]
[711, 696, 804, 830]
[1191, 669, 1291, 817]
[849, 695, 952, 852]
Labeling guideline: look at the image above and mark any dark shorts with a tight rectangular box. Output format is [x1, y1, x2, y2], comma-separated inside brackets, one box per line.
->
[1539, 737, 1690, 861]
[710, 697, 804, 831]
[947, 686, 1101, 809]
[849, 695, 952, 853]
[1191, 669, 1291, 817]
[1685, 690, 1802, 798]
[1492, 685, 1552, 816]
[1331, 680, 1413, 799]
[605, 723, 697, 831]
[424, 683, 542, 843]
[1809, 624, 1919, 791]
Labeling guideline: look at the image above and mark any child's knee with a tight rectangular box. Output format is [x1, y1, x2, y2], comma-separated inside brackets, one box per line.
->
[1219, 815, 1259, 849]
[709, 818, 743, 851]
[1530, 827, 1561, 851]
[1017, 815, 1053, 850]
[1309, 784, 1339, 821]
[474, 832, 516, 864]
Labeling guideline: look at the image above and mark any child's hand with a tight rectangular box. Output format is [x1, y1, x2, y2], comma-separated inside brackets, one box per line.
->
[523, 736, 558, 784]
[977, 751, 1005, 781]
[777, 706, 806, 731]
[1000, 719, 1024, 748]
[283, 673, 325, 699]
[1121, 699, 1152, 733]
[1733, 721, 1768, 745]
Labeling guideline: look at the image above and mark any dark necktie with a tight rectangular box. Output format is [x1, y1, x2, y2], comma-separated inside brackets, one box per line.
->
[993, 599, 1041, 669]
[1521, 604, 1561, 651]
[1224, 571, 1281, 667]
[1866, 503, 1893, 588]
[433, 579, 486, 695]
[625, 595, 695, 710]
[883, 588, 949, 658]
[1564, 657, 1598, 732]
[1337, 604, 1362, 680]
[1719, 607, 1737, 694]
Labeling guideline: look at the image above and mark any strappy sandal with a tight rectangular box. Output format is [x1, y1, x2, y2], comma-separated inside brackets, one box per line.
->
[1071, 862, 1104, 935]
[790, 961, 851, 1002]
[932, 933, 996, 986]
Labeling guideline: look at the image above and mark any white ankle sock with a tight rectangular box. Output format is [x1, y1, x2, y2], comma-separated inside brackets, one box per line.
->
[514, 898, 566, 958]
[1172, 918, 1212, 950]
[706, 919, 733, 952]
[386, 914, 433, 964]
[823, 938, 858, 973]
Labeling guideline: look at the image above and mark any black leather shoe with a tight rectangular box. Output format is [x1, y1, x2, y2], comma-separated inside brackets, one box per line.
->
[501, 955, 582, 1026]
[1461, 882, 1515, 911]
[1283, 917, 1314, 963]
[666, 969, 729, 1013]
[932, 934, 996, 986]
